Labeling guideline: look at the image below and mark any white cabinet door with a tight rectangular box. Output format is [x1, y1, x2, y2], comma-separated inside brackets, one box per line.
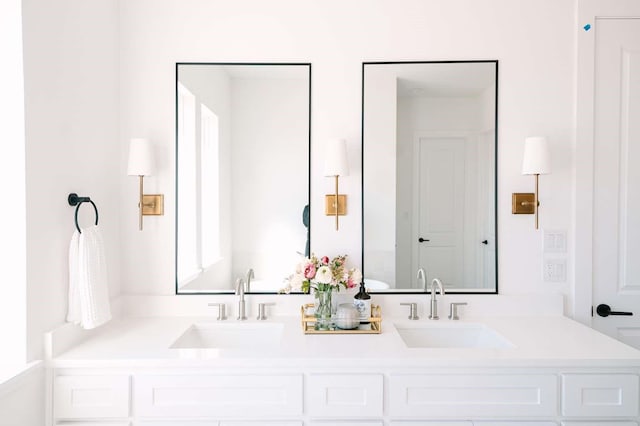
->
[134, 374, 302, 418]
[310, 423, 383, 426]
[220, 422, 302, 426]
[134, 422, 216, 426]
[562, 422, 638, 426]
[306, 374, 383, 418]
[56, 423, 130, 426]
[54, 375, 130, 420]
[474, 422, 557, 426]
[390, 422, 472, 426]
[389, 374, 557, 418]
[562, 374, 639, 417]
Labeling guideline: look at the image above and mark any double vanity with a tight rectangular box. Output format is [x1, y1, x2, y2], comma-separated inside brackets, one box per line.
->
[48, 295, 640, 426]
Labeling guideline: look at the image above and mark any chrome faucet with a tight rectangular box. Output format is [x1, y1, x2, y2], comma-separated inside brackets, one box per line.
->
[428, 278, 445, 320]
[235, 278, 247, 320]
[417, 268, 426, 290]
[245, 268, 255, 293]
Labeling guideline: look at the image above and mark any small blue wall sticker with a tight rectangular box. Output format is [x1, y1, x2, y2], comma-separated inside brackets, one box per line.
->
[584, 23, 591, 31]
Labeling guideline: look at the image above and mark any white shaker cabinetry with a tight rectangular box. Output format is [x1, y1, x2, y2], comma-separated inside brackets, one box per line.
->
[51, 368, 640, 424]
[134, 374, 303, 418]
[389, 374, 557, 418]
[562, 374, 639, 418]
[54, 375, 130, 420]
[306, 374, 384, 418]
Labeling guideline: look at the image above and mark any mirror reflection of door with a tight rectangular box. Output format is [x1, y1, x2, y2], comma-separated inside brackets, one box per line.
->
[414, 136, 465, 289]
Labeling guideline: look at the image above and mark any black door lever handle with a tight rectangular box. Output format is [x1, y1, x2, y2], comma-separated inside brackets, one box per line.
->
[596, 304, 633, 317]
[418, 237, 430, 243]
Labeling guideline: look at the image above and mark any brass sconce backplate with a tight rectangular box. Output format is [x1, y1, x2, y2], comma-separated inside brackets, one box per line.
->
[512, 193, 535, 214]
[142, 194, 164, 216]
[325, 194, 347, 216]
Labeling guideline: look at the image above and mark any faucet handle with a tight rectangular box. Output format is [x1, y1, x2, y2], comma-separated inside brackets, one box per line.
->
[448, 302, 468, 320]
[257, 302, 275, 320]
[208, 303, 227, 321]
[400, 302, 419, 320]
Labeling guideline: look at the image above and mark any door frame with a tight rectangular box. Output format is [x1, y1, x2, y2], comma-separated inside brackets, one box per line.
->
[575, 0, 640, 325]
[411, 131, 473, 289]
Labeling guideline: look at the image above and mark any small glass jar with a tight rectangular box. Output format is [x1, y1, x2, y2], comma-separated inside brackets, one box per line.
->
[334, 303, 359, 330]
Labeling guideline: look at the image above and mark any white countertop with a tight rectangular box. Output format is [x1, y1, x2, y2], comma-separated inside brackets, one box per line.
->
[51, 314, 640, 369]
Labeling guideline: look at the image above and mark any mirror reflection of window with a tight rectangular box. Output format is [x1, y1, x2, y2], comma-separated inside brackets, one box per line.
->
[200, 105, 220, 269]
[177, 82, 198, 285]
[176, 64, 311, 293]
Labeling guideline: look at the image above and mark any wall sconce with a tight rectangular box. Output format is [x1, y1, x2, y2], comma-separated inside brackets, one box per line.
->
[512, 136, 551, 229]
[127, 138, 164, 231]
[324, 138, 349, 231]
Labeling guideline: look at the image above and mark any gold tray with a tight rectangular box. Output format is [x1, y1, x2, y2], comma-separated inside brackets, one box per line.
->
[301, 303, 382, 334]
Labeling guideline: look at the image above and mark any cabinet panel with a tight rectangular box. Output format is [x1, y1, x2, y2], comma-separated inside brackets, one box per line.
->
[134, 374, 302, 418]
[390, 422, 472, 426]
[389, 374, 557, 418]
[54, 375, 130, 420]
[306, 374, 383, 418]
[220, 422, 302, 426]
[474, 423, 557, 426]
[562, 374, 639, 417]
[56, 423, 130, 426]
[310, 423, 383, 426]
[134, 422, 216, 426]
[561, 422, 638, 426]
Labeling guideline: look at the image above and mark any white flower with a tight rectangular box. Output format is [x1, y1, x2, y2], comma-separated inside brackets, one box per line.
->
[315, 265, 333, 284]
[351, 268, 363, 285]
[289, 273, 305, 291]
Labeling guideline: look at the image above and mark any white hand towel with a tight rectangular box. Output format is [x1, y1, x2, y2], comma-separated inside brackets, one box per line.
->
[66, 230, 81, 325]
[67, 225, 112, 329]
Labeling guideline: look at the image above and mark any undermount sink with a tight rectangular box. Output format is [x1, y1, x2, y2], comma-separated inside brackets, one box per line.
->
[394, 322, 514, 349]
[170, 322, 284, 349]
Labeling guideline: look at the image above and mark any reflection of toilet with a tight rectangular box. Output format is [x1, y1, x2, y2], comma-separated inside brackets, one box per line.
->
[363, 278, 390, 290]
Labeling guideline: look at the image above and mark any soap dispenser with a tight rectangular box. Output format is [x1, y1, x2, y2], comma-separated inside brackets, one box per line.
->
[353, 282, 371, 324]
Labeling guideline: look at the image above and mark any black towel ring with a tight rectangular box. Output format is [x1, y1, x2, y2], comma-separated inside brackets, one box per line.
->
[68, 193, 99, 233]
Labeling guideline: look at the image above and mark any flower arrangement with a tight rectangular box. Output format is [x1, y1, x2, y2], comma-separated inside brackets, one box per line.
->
[283, 254, 362, 294]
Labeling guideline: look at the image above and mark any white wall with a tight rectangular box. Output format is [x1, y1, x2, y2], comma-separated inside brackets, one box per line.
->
[0, 365, 44, 426]
[363, 67, 397, 287]
[230, 77, 308, 286]
[22, 0, 121, 359]
[117, 0, 575, 311]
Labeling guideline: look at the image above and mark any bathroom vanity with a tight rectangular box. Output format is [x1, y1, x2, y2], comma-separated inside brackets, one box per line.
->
[47, 301, 640, 426]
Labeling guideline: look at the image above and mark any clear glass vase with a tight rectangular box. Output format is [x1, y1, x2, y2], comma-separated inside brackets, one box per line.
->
[314, 286, 333, 330]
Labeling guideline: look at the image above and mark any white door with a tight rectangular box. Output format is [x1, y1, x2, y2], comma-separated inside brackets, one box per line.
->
[414, 136, 466, 288]
[476, 130, 496, 289]
[592, 18, 640, 347]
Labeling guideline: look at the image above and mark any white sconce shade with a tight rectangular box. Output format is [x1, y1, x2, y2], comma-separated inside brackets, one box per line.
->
[127, 138, 155, 176]
[324, 138, 349, 177]
[522, 136, 551, 175]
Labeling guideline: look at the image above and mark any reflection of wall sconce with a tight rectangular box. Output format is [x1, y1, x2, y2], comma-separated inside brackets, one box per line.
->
[512, 136, 551, 229]
[324, 138, 349, 231]
[127, 138, 164, 231]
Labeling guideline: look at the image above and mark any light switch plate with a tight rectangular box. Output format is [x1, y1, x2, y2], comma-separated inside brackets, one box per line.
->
[543, 229, 567, 253]
[543, 258, 567, 282]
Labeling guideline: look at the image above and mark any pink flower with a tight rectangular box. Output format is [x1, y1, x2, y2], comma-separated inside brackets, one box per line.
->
[347, 278, 357, 289]
[304, 263, 316, 279]
[321, 256, 329, 265]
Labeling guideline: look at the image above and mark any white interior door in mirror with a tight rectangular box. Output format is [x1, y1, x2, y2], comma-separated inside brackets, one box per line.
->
[413, 136, 465, 289]
[592, 19, 640, 347]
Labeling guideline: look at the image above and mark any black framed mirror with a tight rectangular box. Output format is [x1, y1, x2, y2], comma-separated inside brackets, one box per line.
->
[362, 60, 498, 294]
[175, 63, 311, 294]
